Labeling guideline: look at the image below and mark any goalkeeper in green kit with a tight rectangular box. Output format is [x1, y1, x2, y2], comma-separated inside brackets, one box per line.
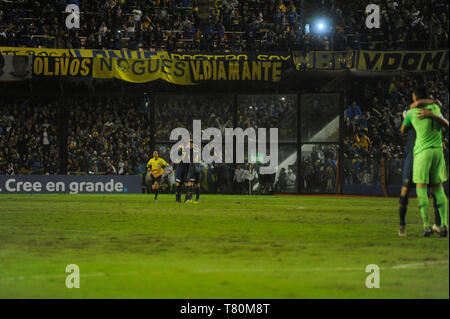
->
[401, 87, 449, 237]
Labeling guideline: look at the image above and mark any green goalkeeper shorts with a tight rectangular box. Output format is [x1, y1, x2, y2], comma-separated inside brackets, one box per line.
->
[413, 148, 447, 184]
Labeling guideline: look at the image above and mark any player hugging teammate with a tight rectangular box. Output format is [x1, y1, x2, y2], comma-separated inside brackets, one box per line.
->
[175, 139, 202, 203]
[400, 86, 449, 237]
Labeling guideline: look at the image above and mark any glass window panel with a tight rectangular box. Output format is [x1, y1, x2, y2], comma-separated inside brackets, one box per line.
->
[155, 95, 233, 141]
[301, 93, 340, 142]
[237, 95, 297, 142]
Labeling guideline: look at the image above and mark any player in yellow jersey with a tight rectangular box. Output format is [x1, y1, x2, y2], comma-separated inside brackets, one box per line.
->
[146, 151, 168, 200]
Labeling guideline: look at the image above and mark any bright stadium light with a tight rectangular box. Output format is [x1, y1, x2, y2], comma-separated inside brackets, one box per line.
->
[316, 20, 327, 33]
[311, 18, 331, 34]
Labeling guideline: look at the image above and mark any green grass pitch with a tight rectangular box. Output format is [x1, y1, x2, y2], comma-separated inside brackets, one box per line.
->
[0, 194, 448, 299]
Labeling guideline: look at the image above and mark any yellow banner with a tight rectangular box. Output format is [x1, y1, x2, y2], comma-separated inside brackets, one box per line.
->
[293, 51, 356, 70]
[293, 50, 448, 71]
[358, 50, 448, 71]
[187, 60, 282, 82]
[93, 58, 283, 83]
[170, 52, 291, 61]
[30, 55, 283, 84]
[33, 57, 93, 77]
[93, 57, 193, 85]
[6, 47, 448, 72]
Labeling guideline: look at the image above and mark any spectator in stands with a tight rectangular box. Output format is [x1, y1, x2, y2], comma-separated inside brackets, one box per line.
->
[351, 154, 362, 184]
[233, 164, 246, 194]
[286, 165, 296, 190]
[346, 101, 362, 121]
[0, 150, 6, 173]
[70, 31, 82, 49]
[429, 13, 442, 49]
[345, 101, 361, 133]
[277, 167, 287, 192]
[286, 3, 298, 28]
[245, 163, 257, 192]
[106, 160, 117, 175]
[354, 129, 371, 154]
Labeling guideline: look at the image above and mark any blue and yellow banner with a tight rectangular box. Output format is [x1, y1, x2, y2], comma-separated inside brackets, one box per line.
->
[4, 47, 447, 85]
[33, 56, 92, 77]
[293, 50, 448, 71]
[93, 56, 192, 84]
[357, 50, 448, 71]
[31, 55, 284, 84]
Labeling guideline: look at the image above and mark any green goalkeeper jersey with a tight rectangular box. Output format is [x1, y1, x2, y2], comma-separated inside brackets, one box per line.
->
[403, 103, 443, 155]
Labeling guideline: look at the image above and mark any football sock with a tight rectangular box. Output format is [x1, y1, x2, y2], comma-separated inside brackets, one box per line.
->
[399, 195, 408, 226]
[433, 186, 448, 228]
[187, 186, 193, 200]
[184, 186, 189, 201]
[195, 186, 200, 201]
[154, 188, 158, 200]
[176, 185, 181, 201]
[416, 187, 430, 229]
[432, 193, 441, 226]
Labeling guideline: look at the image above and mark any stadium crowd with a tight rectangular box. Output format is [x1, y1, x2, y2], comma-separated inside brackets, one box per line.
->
[300, 144, 338, 193]
[66, 97, 151, 175]
[0, 97, 60, 175]
[1, 0, 448, 51]
[320, 0, 449, 50]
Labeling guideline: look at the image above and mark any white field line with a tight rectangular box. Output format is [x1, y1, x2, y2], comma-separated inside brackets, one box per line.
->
[198, 259, 449, 273]
[0, 260, 447, 282]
